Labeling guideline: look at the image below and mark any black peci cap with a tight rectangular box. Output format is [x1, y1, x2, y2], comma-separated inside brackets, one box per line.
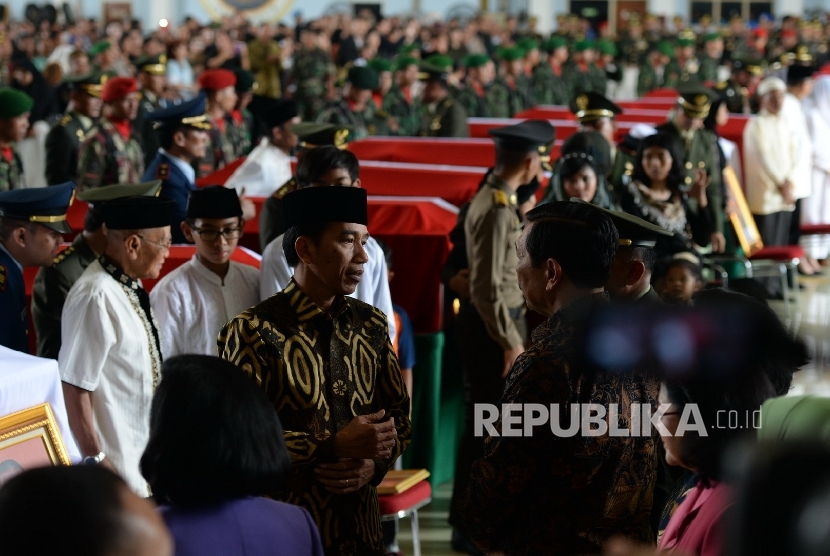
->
[282, 187, 368, 229]
[186, 186, 242, 220]
[101, 196, 176, 230]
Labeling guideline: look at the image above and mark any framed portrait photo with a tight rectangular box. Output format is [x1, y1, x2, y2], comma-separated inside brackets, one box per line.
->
[723, 166, 764, 257]
[0, 403, 71, 487]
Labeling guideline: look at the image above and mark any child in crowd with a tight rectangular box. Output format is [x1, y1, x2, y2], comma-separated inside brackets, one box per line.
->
[661, 255, 704, 305]
[150, 186, 260, 357]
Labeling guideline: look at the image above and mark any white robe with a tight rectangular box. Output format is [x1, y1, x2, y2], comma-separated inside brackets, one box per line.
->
[260, 235, 396, 342]
[802, 76, 830, 258]
[150, 255, 260, 358]
[781, 93, 813, 200]
[58, 261, 157, 496]
[743, 111, 798, 215]
[224, 138, 292, 197]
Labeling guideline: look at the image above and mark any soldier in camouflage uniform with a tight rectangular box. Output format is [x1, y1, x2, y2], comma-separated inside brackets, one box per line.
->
[45, 71, 107, 185]
[698, 33, 724, 84]
[532, 36, 571, 105]
[595, 39, 623, 95]
[76, 77, 145, 191]
[0, 88, 31, 191]
[194, 69, 238, 178]
[496, 46, 533, 116]
[227, 69, 255, 157]
[134, 54, 167, 167]
[664, 31, 701, 87]
[292, 27, 335, 121]
[716, 58, 763, 114]
[382, 57, 420, 137]
[637, 43, 674, 97]
[565, 40, 606, 97]
[618, 18, 651, 69]
[655, 86, 726, 253]
[455, 54, 510, 118]
[316, 66, 385, 139]
[367, 58, 401, 136]
[416, 63, 469, 138]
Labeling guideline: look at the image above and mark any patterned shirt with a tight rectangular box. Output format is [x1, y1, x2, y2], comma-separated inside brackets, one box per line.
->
[76, 117, 145, 191]
[464, 293, 660, 555]
[0, 148, 24, 191]
[218, 279, 411, 556]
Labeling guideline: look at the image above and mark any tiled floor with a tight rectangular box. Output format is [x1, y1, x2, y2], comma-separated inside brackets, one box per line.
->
[395, 275, 830, 556]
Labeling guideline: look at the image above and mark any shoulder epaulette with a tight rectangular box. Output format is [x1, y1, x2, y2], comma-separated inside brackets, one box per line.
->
[0, 264, 6, 292]
[273, 177, 297, 199]
[53, 245, 76, 266]
[157, 163, 169, 180]
[493, 189, 516, 207]
[624, 161, 634, 176]
[59, 114, 73, 126]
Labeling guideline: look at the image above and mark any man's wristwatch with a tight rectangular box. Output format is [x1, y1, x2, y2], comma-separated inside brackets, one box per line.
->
[82, 452, 106, 465]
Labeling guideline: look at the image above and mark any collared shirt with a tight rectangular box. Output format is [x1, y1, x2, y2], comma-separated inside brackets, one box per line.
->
[218, 279, 411, 556]
[743, 110, 799, 215]
[150, 255, 260, 358]
[225, 138, 292, 197]
[259, 235, 396, 342]
[58, 259, 161, 496]
[464, 293, 660, 554]
[160, 148, 196, 184]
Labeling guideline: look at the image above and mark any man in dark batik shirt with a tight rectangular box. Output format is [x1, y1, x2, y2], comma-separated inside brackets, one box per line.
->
[463, 201, 660, 555]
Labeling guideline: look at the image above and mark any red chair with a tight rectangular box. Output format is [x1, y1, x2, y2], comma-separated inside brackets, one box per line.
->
[377, 479, 432, 556]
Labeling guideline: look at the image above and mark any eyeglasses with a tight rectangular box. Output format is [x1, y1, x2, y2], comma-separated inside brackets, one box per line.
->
[137, 234, 173, 250]
[189, 226, 244, 242]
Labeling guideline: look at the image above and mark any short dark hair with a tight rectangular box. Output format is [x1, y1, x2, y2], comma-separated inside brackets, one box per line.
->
[619, 245, 657, 274]
[633, 133, 685, 192]
[84, 206, 105, 232]
[0, 466, 128, 556]
[282, 221, 329, 267]
[157, 124, 188, 150]
[665, 257, 703, 283]
[494, 147, 534, 172]
[524, 201, 618, 288]
[0, 217, 38, 240]
[140, 355, 292, 507]
[295, 146, 360, 188]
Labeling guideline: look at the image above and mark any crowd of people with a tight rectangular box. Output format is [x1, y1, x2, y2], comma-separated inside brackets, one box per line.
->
[0, 8, 829, 556]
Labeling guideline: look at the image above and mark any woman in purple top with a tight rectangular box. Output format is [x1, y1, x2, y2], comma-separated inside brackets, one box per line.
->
[141, 355, 324, 556]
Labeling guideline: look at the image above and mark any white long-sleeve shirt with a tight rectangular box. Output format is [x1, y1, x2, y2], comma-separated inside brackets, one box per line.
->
[260, 235, 396, 342]
[743, 111, 799, 215]
[782, 93, 813, 200]
[225, 138, 293, 197]
[150, 255, 260, 358]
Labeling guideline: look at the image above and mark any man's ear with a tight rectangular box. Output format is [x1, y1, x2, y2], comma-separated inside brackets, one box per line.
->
[11, 226, 27, 249]
[124, 234, 142, 260]
[295, 235, 314, 265]
[627, 260, 647, 286]
[545, 258, 562, 290]
[181, 221, 195, 243]
[352, 177, 362, 188]
[173, 129, 187, 148]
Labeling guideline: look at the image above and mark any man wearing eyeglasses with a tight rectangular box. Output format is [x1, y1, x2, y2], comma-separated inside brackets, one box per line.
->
[150, 186, 259, 358]
[59, 196, 175, 497]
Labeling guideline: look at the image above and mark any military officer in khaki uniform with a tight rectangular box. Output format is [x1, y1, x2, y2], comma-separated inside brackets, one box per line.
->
[449, 120, 554, 552]
[31, 181, 161, 360]
[655, 85, 725, 252]
[45, 70, 108, 185]
[416, 63, 469, 138]
[717, 58, 764, 114]
[0, 88, 32, 192]
[134, 54, 167, 167]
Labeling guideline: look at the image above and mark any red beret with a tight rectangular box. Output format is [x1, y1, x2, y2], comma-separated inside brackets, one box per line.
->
[781, 28, 798, 39]
[101, 77, 138, 103]
[752, 28, 769, 38]
[198, 69, 237, 91]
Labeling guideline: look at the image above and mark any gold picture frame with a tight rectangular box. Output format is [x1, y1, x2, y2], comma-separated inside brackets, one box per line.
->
[0, 404, 71, 486]
[723, 166, 764, 257]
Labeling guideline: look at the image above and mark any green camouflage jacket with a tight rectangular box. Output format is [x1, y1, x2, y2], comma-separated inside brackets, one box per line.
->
[77, 117, 145, 191]
[0, 148, 24, 191]
[531, 63, 571, 105]
[382, 87, 420, 136]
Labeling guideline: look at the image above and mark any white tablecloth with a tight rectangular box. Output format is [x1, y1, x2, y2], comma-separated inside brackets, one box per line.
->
[0, 346, 81, 462]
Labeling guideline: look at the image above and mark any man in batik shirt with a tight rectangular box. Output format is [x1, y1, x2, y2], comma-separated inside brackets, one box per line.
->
[219, 186, 411, 556]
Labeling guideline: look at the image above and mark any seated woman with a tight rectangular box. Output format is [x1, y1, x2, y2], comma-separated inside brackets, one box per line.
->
[620, 133, 713, 258]
[141, 355, 324, 556]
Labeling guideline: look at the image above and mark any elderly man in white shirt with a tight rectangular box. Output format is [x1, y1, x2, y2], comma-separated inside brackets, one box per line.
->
[150, 187, 259, 358]
[744, 77, 798, 248]
[60, 196, 175, 496]
[224, 99, 299, 197]
[260, 145, 396, 342]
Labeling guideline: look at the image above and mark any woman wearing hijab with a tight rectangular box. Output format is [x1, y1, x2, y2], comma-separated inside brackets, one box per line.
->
[10, 57, 59, 125]
[801, 76, 830, 263]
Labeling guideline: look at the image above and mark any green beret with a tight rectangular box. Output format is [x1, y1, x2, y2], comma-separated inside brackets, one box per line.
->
[0, 88, 34, 119]
[516, 37, 540, 52]
[88, 40, 111, 57]
[677, 37, 696, 47]
[233, 69, 256, 93]
[543, 36, 568, 53]
[393, 56, 419, 71]
[399, 43, 420, 55]
[425, 54, 454, 71]
[368, 58, 394, 73]
[657, 41, 675, 57]
[348, 66, 379, 90]
[703, 32, 721, 43]
[573, 39, 595, 53]
[464, 53, 491, 69]
[498, 46, 526, 61]
[677, 30, 697, 47]
[596, 39, 617, 56]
